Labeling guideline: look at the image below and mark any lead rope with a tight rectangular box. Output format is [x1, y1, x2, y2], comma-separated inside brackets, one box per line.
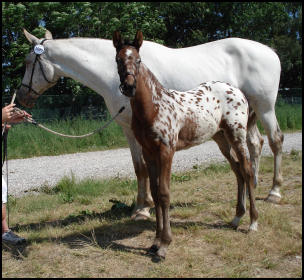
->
[3, 93, 127, 230]
[12, 105, 126, 138]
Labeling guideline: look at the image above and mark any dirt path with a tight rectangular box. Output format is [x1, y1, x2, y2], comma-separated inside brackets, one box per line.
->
[4, 132, 302, 197]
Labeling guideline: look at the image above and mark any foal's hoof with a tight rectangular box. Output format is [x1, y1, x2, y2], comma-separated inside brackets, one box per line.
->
[230, 216, 241, 229]
[265, 194, 281, 204]
[249, 221, 258, 232]
[156, 248, 167, 260]
[147, 244, 159, 255]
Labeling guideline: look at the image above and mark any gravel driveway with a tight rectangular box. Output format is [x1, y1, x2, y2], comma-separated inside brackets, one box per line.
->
[3, 132, 302, 197]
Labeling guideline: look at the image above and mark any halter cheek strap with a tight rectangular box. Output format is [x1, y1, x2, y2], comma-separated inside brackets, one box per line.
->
[21, 38, 55, 97]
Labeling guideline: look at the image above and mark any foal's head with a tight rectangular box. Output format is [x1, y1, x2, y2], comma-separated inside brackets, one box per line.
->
[113, 31, 143, 97]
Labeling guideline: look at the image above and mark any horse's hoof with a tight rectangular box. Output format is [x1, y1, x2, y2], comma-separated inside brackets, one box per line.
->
[132, 213, 150, 221]
[265, 194, 281, 204]
[131, 207, 151, 220]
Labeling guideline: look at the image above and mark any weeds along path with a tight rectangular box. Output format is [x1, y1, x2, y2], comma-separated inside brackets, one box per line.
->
[4, 132, 302, 197]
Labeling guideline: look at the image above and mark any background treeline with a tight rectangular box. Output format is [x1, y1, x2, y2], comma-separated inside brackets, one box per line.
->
[2, 2, 302, 107]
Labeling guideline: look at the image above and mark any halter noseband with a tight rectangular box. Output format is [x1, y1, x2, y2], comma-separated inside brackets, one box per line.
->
[21, 38, 56, 97]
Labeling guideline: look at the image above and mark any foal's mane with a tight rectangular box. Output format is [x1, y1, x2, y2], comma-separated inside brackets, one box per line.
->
[117, 38, 138, 51]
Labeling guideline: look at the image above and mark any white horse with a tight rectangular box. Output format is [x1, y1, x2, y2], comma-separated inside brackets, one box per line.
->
[17, 29, 283, 220]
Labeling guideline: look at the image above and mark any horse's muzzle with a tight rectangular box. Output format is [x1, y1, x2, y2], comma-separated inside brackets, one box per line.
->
[16, 87, 37, 108]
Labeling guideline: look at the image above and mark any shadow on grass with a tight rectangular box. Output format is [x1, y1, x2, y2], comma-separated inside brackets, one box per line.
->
[4, 201, 247, 262]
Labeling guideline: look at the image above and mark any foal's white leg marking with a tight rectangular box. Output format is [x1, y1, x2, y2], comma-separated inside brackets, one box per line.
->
[249, 221, 258, 231]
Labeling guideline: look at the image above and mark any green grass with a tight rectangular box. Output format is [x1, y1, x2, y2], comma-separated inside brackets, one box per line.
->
[2, 152, 302, 278]
[257, 101, 302, 133]
[6, 116, 128, 159]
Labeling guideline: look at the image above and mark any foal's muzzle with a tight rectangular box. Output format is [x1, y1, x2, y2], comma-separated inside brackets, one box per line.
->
[119, 73, 136, 97]
[119, 83, 136, 97]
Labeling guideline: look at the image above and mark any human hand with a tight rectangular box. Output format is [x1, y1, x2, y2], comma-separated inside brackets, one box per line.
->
[10, 109, 32, 124]
[2, 104, 16, 123]
[2, 104, 32, 124]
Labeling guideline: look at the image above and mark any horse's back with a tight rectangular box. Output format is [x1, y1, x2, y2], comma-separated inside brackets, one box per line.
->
[141, 38, 281, 105]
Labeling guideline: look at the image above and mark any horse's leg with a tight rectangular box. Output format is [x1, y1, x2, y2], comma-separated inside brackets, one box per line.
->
[253, 108, 284, 203]
[155, 144, 174, 259]
[225, 132, 259, 231]
[213, 131, 246, 229]
[142, 150, 163, 254]
[247, 109, 264, 188]
[122, 128, 154, 220]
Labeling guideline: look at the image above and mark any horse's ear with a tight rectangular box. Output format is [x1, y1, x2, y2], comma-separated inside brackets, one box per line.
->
[133, 30, 143, 50]
[45, 29, 53, 40]
[113, 31, 123, 50]
[23, 28, 39, 45]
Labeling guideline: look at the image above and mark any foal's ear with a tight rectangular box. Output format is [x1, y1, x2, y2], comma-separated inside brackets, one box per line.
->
[133, 30, 143, 50]
[113, 31, 123, 50]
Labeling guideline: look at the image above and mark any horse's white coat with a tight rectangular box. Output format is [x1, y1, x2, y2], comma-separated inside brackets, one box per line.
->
[18, 33, 283, 218]
[33, 37, 280, 129]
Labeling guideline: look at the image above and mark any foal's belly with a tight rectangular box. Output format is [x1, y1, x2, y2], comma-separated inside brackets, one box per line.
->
[176, 111, 221, 151]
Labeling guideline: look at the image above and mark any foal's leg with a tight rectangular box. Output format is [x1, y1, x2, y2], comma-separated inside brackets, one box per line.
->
[227, 134, 259, 231]
[253, 106, 284, 203]
[213, 131, 246, 228]
[123, 128, 154, 220]
[155, 144, 174, 259]
[142, 150, 163, 254]
[247, 110, 264, 188]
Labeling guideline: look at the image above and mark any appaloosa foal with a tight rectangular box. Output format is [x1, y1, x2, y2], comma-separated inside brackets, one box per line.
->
[113, 31, 258, 260]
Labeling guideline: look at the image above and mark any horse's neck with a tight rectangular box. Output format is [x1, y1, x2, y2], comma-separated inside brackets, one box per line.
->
[47, 38, 118, 96]
[132, 64, 166, 124]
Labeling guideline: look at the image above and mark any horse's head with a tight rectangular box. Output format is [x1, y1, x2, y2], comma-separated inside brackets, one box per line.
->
[113, 30, 143, 98]
[17, 29, 60, 108]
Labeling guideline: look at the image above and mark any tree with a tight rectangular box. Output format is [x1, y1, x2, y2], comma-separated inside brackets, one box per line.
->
[2, 2, 302, 104]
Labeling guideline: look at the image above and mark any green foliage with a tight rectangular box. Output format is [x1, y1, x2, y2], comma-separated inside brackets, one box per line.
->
[257, 101, 302, 133]
[2, 2, 302, 104]
[171, 173, 191, 183]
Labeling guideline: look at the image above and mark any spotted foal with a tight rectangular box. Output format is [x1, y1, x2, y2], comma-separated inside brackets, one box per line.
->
[113, 31, 258, 260]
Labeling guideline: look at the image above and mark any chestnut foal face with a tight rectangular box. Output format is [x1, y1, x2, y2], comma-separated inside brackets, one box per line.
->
[113, 31, 142, 98]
